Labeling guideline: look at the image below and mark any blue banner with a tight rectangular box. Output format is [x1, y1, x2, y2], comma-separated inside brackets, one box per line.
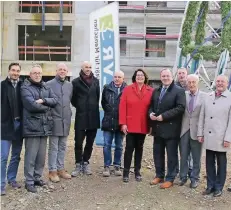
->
[89, 3, 120, 146]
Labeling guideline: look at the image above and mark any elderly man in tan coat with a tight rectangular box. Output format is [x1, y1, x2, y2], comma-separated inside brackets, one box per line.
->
[198, 75, 231, 197]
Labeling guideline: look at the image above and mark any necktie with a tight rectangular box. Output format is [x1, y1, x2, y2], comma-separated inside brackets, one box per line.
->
[117, 87, 120, 95]
[159, 87, 167, 102]
[189, 94, 195, 113]
[215, 92, 222, 97]
[12, 81, 17, 88]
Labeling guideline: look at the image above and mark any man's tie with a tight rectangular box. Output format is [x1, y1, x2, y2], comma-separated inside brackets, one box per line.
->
[189, 94, 195, 113]
[12, 81, 17, 88]
[115, 87, 120, 95]
[215, 91, 222, 97]
[159, 87, 167, 102]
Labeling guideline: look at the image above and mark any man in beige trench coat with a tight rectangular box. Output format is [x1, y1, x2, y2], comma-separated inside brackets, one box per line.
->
[197, 75, 231, 197]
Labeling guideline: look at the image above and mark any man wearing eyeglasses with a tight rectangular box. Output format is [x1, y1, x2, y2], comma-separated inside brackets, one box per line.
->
[21, 65, 58, 193]
[1, 63, 23, 196]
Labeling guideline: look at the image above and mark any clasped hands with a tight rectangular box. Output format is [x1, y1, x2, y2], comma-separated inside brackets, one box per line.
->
[35, 99, 44, 104]
[150, 112, 163, 121]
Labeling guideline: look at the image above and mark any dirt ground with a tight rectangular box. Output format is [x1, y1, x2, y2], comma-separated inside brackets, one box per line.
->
[1, 126, 231, 210]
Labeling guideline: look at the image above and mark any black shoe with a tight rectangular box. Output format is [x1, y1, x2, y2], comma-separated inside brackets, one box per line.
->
[228, 186, 231, 192]
[123, 176, 129, 183]
[25, 184, 37, 193]
[190, 181, 198, 189]
[123, 170, 129, 183]
[179, 179, 187, 186]
[188, 169, 192, 178]
[213, 190, 222, 197]
[34, 180, 46, 187]
[135, 171, 142, 182]
[202, 188, 214, 195]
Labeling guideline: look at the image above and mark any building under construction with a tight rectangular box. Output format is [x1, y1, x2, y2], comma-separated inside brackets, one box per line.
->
[0, 1, 223, 84]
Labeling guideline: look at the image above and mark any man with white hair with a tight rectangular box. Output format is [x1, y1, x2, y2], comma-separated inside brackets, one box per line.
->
[46, 63, 73, 183]
[21, 64, 58, 193]
[101, 71, 127, 177]
[71, 61, 100, 176]
[198, 75, 231, 197]
[179, 74, 206, 188]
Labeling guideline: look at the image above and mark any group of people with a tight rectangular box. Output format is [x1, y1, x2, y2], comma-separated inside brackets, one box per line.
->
[1, 62, 231, 198]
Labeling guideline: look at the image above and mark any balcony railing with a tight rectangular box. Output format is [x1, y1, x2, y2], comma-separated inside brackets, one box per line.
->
[18, 45, 71, 61]
[19, 1, 73, 13]
[120, 34, 179, 40]
[120, 48, 166, 58]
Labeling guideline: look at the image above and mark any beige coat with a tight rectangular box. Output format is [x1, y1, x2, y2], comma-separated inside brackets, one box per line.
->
[181, 90, 207, 140]
[197, 90, 231, 152]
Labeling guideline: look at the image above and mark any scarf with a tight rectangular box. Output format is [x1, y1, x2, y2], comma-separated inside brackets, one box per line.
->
[28, 78, 43, 88]
[80, 70, 94, 87]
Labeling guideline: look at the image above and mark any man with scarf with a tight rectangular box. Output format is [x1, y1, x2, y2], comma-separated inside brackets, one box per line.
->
[71, 61, 100, 176]
[21, 64, 58, 193]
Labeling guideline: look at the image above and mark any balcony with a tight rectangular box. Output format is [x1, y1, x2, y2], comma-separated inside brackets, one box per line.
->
[19, 1, 73, 13]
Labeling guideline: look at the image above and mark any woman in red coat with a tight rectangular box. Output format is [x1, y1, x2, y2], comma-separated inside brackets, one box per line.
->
[119, 69, 154, 182]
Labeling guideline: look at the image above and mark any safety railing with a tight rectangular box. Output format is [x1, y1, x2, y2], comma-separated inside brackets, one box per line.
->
[18, 45, 71, 61]
[19, 1, 72, 13]
[120, 34, 179, 40]
[120, 48, 166, 58]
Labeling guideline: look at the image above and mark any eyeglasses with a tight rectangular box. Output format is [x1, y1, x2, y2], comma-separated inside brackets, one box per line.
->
[31, 72, 42, 76]
[136, 74, 144, 77]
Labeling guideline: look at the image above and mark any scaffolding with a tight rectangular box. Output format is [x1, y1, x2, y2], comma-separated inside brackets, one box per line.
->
[173, 1, 231, 91]
[117, 1, 189, 68]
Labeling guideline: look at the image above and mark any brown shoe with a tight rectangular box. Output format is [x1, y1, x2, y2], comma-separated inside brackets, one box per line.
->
[49, 171, 60, 183]
[150, 178, 164, 185]
[58, 170, 71, 179]
[160, 181, 173, 189]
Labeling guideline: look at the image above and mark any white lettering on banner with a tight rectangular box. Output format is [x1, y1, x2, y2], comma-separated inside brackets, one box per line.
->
[103, 46, 114, 85]
[103, 46, 113, 60]
[94, 19, 100, 80]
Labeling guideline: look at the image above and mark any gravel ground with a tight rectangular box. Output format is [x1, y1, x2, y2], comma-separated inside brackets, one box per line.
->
[1, 125, 231, 210]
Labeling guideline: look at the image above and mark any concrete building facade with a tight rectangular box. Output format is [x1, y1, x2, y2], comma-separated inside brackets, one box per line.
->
[0, 1, 227, 85]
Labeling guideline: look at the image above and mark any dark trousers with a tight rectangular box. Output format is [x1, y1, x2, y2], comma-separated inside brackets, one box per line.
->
[154, 136, 178, 182]
[123, 133, 146, 173]
[206, 149, 227, 191]
[74, 129, 97, 164]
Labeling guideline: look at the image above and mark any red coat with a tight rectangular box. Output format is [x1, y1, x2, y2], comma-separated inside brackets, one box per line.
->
[119, 83, 154, 134]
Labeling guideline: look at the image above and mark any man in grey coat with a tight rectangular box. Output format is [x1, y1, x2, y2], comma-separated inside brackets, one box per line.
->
[21, 65, 58, 193]
[198, 75, 231, 197]
[179, 74, 206, 188]
[46, 63, 73, 183]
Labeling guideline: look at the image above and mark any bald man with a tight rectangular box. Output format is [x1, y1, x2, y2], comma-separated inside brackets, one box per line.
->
[198, 75, 231, 197]
[71, 61, 100, 176]
[46, 63, 73, 183]
[101, 71, 127, 177]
